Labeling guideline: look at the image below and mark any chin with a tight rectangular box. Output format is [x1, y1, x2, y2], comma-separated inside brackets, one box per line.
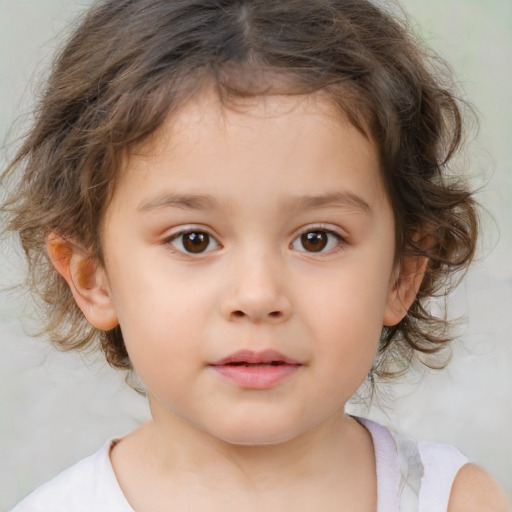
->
[207, 418, 307, 447]
[218, 432, 299, 447]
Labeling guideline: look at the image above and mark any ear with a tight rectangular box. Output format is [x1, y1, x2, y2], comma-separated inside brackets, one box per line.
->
[46, 234, 119, 330]
[383, 252, 428, 327]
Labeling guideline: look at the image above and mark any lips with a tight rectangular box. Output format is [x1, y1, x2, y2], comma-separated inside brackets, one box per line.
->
[211, 349, 300, 366]
[209, 349, 302, 389]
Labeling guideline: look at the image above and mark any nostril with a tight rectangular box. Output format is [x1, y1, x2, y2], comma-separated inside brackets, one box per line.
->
[228, 309, 286, 321]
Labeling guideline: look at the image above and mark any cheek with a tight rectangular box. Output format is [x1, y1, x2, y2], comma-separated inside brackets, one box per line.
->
[300, 264, 390, 362]
[121, 315, 201, 399]
[314, 303, 381, 372]
[111, 273, 216, 379]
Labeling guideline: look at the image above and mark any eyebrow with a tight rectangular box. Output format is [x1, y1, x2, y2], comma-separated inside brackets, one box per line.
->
[282, 192, 371, 215]
[137, 193, 223, 213]
[137, 191, 371, 215]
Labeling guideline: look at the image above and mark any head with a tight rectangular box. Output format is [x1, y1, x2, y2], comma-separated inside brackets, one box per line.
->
[2, 0, 478, 392]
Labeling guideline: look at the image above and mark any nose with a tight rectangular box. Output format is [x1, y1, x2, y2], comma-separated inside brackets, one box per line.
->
[220, 250, 292, 324]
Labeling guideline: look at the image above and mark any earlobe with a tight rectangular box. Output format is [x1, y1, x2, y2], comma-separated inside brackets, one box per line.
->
[46, 234, 119, 330]
[383, 254, 428, 327]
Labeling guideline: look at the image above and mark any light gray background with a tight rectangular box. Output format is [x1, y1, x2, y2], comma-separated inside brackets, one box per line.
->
[1, 0, 511, 509]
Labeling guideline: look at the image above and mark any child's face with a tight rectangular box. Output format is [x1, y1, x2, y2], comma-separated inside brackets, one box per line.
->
[97, 91, 404, 445]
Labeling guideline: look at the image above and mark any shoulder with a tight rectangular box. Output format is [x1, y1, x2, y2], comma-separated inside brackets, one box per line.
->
[357, 417, 510, 512]
[448, 463, 511, 512]
[10, 440, 133, 512]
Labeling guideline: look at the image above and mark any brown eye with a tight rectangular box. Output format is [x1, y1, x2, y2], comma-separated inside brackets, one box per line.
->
[291, 228, 342, 254]
[183, 232, 209, 253]
[170, 231, 219, 254]
[300, 231, 328, 252]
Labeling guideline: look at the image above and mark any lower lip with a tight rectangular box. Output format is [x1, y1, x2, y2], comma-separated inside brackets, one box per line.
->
[210, 364, 301, 389]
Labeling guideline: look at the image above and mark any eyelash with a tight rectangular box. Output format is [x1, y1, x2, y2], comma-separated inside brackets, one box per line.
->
[164, 225, 346, 256]
[165, 228, 220, 255]
[291, 226, 345, 255]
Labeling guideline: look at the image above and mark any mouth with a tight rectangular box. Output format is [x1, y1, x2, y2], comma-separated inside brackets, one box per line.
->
[209, 349, 302, 389]
[224, 361, 288, 367]
[211, 349, 301, 367]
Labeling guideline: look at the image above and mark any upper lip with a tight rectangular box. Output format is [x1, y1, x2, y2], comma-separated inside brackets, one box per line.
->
[210, 349, 301, 366]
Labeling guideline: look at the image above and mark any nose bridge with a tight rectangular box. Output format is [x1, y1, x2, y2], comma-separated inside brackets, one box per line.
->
[222, 240, 291, 323]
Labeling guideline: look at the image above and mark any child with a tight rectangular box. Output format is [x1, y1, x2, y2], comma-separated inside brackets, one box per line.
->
[2, 0, 509, 510]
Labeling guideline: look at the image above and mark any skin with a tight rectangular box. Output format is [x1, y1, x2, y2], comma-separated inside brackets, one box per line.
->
[47, 91, 509, 511]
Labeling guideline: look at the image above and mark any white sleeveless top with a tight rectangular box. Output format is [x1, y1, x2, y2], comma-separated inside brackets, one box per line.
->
[11, 418, 468, 511]
[358, 417, 469, 512]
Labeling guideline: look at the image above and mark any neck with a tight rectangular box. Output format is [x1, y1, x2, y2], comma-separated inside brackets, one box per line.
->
[111, 399, 377, 510]
[140, 398, 370, 491]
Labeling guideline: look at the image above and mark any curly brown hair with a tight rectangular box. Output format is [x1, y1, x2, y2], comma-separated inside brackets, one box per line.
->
[1, 0, 478, 381]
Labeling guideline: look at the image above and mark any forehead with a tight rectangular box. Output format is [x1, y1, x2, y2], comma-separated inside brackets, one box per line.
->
[113, 90, 387, 216]
[139, 90, 346, 150]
